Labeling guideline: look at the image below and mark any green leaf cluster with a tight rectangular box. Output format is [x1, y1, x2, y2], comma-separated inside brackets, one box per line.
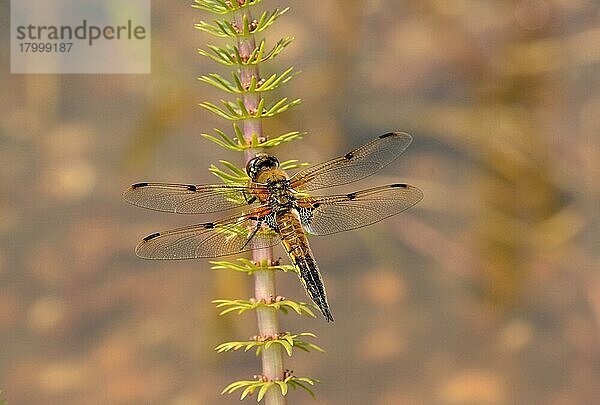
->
[213, 298, 317, 318]
[222, 376, 319, 402]
[202, 127, 304, 151]
[199, 67, 297, 94]
[193, 0, 264, 15]
[198, 37, 294, 66]
[215, 332, 324, 356]
[195, 8, 289, 37]
[199, 96, 301, 121]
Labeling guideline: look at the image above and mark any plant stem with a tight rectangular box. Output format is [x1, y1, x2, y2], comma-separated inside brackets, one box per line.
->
[233, 9, 287, 405]
[254, 251, 286, 405]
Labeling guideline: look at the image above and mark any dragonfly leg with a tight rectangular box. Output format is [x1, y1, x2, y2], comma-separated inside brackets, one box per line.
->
[242, 219, 264, 249]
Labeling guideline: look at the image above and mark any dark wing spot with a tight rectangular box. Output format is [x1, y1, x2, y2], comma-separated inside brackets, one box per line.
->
[379, 132, 395, 139]
[390, 183, 408, 188]
[247, 195, 257, 204]
[313, 203, 321, 208]
[143, 232, 161, 241]
[344, 151, 354, 160]
[203, 222, 215, 229]
[347, 192, 357, 200]
[187, 184, 197, 192]
[131, 182, 149, 189]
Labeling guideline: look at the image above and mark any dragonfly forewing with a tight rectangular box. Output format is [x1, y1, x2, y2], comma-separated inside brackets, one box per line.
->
[289, 132, 413, 192]
[123, 182, 265, 214]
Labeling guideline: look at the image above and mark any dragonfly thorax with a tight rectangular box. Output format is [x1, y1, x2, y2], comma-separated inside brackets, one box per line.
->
[267, 179, 296, 212]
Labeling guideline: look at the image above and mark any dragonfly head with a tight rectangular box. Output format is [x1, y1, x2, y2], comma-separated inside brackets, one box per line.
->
[246, 153, 280, 181]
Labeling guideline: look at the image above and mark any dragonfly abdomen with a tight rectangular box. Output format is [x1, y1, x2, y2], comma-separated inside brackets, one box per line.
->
[276, 210, 334, 322]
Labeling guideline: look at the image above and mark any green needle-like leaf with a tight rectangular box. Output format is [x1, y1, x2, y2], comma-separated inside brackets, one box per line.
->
[240, 385, 254, 400]
[280, 159, 311, 171]
[194, 18, 243, 37]
[236, 98, 250, 116]
[258, 66, 298, 91]
[257, 383, 270, 402]
[209, 163, 248, 184]
[201, 127, 239, 149]
[198, 44, 237, 65]
[290, 379, 317, 399]
[261, 36, 294, 62]
[275, 380, 288, 396]
[191, 0, 229, 15]
[232, 72, 246, 92]
[199, 101, 236, 120]
[254, 8, 289, 33]
[261, 131, 305, 148]
[198, 73, 238, 93]
[222, 99, 241, 116]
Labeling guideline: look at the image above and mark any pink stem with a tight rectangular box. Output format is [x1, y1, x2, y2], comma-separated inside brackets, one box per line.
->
[234, 9, 287, 405]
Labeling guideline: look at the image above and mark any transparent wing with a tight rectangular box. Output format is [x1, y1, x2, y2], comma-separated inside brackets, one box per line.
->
[135, 207, 280, 259]
[123, 182, 267, 214]
[289, 132, 413, 192]
[297, 184, 423, 236]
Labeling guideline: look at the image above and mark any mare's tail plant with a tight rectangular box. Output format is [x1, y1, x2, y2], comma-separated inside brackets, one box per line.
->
[193, 1, 322, 402]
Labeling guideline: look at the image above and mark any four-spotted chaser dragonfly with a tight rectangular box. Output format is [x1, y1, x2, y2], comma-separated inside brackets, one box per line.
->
[123, 132, 423, 322]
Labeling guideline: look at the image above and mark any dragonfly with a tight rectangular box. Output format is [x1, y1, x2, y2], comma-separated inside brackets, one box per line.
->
[123, 132, 423, 322]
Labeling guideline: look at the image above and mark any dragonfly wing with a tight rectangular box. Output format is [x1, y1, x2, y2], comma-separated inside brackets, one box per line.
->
[297, 184, 423, 236]
[289, 132, 413, 192]
[135, 207, 280, 259]
[123, 182, 266, 214]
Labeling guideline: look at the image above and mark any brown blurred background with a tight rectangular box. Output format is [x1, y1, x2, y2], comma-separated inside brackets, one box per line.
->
[1, 0, 599, 404]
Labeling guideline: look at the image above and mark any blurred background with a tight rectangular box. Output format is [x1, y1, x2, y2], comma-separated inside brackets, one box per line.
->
[1, 0, 599, 404]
